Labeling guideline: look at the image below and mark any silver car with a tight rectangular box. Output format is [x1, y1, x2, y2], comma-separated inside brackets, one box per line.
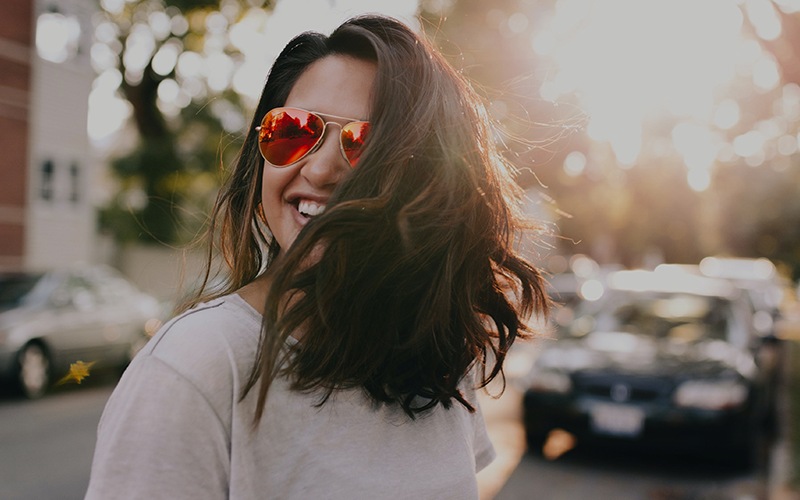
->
[0, 265, 162, 398]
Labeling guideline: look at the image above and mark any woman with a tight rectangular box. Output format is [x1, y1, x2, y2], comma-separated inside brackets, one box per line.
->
[86, 15, 547, 499]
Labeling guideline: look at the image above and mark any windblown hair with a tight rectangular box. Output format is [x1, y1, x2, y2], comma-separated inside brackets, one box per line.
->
[189, 15, 549, 422]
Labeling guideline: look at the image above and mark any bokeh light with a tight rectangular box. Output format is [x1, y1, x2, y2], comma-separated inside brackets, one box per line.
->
[36, 12, 82, 63]
[88, 0, 420, 145]
[530, 0, 794, 190]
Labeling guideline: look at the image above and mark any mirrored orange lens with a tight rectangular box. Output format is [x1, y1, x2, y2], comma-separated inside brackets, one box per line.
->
[258, 108, 324, 166]
[341, 121, 370, 166]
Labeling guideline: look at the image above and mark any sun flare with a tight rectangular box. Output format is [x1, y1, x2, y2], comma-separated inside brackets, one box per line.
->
[533, 0, 789, 189]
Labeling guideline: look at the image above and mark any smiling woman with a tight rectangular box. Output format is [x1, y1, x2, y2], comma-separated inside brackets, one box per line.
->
[85, 14, 548, 499]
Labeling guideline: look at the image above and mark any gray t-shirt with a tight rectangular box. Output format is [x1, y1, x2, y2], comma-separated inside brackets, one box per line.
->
[85, 294, 495, 499]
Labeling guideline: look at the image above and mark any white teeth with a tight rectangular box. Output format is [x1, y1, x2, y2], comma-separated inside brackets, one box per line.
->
[297, 200, 326, 217]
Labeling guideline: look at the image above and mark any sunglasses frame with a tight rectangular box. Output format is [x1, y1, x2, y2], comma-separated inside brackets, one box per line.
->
[255, 107, 370, 168]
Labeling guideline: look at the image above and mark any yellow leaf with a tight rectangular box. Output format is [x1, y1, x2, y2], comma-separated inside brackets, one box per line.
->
[57, 360, 97, 385]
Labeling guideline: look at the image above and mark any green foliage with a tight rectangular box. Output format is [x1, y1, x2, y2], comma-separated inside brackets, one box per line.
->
[712, 163, 800, 280]
[96, 0, 256, 245]
[165, 0, 218, 10]
[99, 98, 243, 243]
[421, 1, 800, 276]
[551, 160, 706, 267]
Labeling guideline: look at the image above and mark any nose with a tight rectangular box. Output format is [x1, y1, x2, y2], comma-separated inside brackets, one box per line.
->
[300, 125, 349, 188]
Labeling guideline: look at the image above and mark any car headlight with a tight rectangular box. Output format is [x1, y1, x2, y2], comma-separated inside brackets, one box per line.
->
[528, 369, 572, 394]
[673, 379, 748, 410]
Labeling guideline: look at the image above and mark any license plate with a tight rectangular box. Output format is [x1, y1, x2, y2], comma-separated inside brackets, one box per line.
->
[589, 403, 644, 437]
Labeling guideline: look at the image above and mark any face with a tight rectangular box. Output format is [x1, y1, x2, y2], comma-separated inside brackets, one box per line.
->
[260, 55, 377, 255]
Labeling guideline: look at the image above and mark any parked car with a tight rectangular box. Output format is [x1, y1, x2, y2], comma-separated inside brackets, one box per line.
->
[698, 257, 788, 339]
[0, 265, 162, 398]
[657, 259, 786, 405]
[522, 269, 775, 466]
[658, 257, 788, 338]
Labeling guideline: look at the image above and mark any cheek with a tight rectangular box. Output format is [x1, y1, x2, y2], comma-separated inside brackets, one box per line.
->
[259, 165, 293, 217]
[260, 166, 280, 207]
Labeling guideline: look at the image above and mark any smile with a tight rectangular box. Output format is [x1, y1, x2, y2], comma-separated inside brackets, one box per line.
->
[297, 199, 326, 218]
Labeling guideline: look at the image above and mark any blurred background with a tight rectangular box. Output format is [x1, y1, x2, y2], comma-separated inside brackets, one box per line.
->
[2, 0, 800, 499]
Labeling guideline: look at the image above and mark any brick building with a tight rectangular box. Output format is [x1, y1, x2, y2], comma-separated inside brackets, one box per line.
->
[0, 0, 33, 270]
[0, 0, 95, 271]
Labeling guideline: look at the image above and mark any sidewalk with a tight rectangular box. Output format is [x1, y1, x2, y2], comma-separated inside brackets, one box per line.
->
[771, 337, 800, 500]
[477, 383, 526, 500]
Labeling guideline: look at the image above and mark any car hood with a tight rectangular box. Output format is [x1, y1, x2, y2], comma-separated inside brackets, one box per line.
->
[0, 306, 40, 331]
[536, 330, 757, 379]
[0, 306, 46, 349]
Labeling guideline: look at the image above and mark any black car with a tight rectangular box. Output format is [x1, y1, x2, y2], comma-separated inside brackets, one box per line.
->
[522, 269, 773, 465]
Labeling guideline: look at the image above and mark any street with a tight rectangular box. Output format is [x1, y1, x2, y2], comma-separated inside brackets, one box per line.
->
[0, 376, 776, 500]
[497, 441, 768, 499]
[479, 386, 773, 500]
[0, 380, 114, 500]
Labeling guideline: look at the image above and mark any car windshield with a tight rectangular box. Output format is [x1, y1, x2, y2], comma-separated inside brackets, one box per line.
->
[0, 273, 45, 311]
[574, 291, 735, 344]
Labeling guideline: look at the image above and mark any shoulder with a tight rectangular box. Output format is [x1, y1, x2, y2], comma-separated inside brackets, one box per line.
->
[135, 294, 262, 396]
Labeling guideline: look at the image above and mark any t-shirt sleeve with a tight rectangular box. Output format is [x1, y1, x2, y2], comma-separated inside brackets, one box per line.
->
[472, 396, 496, 472]
[85, 355, 230, 499]
[463, 368, 496, 472]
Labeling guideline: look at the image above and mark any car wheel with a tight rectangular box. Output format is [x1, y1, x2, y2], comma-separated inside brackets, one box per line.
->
[17, 343, 51, 399]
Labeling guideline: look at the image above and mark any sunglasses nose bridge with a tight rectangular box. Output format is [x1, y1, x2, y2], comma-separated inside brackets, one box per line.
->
[309, 120, 344, 153]
[302, 121, 344, 160]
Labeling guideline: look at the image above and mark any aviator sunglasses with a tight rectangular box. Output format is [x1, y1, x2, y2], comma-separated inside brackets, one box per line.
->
[256, 107, 370, 167]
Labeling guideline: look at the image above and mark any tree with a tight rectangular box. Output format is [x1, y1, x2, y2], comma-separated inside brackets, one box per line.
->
[422, 0, 800, 276]
[96, 0, 267, 244]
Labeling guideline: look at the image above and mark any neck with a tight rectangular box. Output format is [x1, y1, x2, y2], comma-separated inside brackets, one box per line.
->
[236, 273, 306, 342]
[237, 274, 271, 316]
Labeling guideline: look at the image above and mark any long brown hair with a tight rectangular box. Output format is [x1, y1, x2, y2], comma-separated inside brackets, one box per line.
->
[189, 15, 549, 421]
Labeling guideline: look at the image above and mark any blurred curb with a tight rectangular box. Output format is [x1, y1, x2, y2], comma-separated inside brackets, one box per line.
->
[477, 383, 526, 500]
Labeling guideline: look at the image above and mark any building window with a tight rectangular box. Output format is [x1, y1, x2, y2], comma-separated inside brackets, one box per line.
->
[41, 160, 54, 201]
[69, 163, 80, 203]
